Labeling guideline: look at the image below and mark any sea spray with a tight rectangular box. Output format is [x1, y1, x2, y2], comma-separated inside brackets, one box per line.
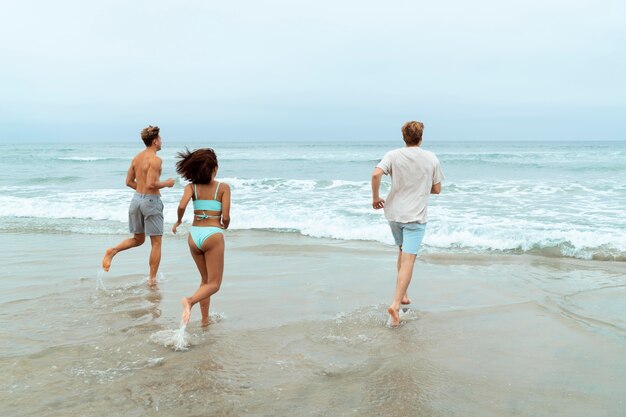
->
[174, 324, 188, 351]
[150, 324, 190, 351]
[96, 269, 107, 291]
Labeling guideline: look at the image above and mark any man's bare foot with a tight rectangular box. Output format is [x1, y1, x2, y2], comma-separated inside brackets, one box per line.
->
[181, 297, 192, 325]
[201, 318, 210, 327]
[387, 307, 400, 327]
[101, 248, 116, 272]
[401, 296, 411, 305]
[148, 277, 158, 288]
[387, 306, 400, 327]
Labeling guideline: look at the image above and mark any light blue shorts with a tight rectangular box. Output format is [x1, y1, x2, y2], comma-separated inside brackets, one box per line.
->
[388, 221, 426, 255]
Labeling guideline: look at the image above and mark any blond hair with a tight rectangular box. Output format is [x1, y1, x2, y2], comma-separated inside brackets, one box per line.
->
[140, 125, 160, 146]
[401, 121, 424, 146]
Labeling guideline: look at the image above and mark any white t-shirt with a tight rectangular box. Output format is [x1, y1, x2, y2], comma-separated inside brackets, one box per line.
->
[376, 146, 444, 223]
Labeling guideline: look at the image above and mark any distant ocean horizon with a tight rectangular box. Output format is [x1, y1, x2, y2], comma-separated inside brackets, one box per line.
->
[1, 140, 625, 261]
[6, 138, 626, 145]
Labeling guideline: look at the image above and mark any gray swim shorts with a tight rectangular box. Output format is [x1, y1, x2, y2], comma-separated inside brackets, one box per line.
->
[128, 193, 164, 236]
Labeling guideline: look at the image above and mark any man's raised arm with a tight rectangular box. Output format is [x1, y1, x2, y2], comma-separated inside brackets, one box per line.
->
[371, 167, 385, 209]
[147, 158, 175, 190]
[125, 161, 137, 190]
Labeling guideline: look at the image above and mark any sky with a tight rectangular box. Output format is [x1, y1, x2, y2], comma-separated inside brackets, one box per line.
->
[0, 0, 625, 142]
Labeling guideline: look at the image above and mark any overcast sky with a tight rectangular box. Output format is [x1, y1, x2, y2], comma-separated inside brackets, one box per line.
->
[1, 0, 625, 142]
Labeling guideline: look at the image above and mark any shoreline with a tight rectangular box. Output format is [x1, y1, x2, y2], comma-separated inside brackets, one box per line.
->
[1, 229, 625, 416]
[1, 226, 625, 263]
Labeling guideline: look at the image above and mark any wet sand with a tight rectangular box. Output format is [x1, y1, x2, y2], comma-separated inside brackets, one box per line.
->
[1, 230, 625, 416]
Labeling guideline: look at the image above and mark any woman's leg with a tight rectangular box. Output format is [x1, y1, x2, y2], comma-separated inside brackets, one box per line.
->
[186, 234, 209, 324]
[199, 234, 224, 325]
[181, 233, 224, 325]
[199, 288, 210, 326]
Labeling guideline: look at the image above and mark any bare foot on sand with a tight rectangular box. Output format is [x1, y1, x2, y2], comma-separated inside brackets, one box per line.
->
[181, 297, 192, 325]
[101, 248, 116, 272]
[387, 306, 400, 327]
[401, 296, 411, 305]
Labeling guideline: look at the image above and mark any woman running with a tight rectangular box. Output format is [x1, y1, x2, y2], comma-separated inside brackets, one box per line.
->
[172, 148, 231, 326]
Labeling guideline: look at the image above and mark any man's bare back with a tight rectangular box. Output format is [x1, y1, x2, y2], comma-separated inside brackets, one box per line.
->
[126, 148, 174, 195]
[129, 150, 164, 195]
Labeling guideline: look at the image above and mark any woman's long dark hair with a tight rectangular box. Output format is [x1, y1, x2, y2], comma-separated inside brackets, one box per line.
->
[175, 148, 218, 184]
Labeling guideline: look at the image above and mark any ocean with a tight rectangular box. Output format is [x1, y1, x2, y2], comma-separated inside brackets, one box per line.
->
[1, 140, 625, 261]
[1, 140, 625, 416]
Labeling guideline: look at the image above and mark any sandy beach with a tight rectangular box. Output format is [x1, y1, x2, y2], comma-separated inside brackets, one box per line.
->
[1, 230, 624, 417]
[3, 0, 626, 414]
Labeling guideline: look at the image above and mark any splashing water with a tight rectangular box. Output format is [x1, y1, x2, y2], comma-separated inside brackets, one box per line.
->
[384, 307, 420, 328]
[174, 324, 188, 351]
[150, 324, 190, 351]
[96, 269, 107, 291]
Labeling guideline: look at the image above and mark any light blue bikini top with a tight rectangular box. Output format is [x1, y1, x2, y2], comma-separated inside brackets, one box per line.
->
[192, 183, 221, 220]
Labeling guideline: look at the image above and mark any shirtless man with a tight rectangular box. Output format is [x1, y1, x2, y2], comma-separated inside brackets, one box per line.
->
[371, 121, 444, 326]
[102, 125, 175, 286]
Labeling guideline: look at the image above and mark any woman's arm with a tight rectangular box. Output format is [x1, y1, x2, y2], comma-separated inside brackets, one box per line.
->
[172, 184, 193, 233]
[220, 184, 231, 229]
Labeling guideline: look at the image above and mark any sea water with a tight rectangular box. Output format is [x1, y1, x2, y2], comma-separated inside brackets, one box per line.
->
[1, 140, 625, 260]
[1, 139, 624, 417]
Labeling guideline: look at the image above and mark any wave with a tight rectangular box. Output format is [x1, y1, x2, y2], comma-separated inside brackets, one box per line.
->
[22, 175, 82, 185]
[55, 157, 125, 162]
[1, 175, 625, 262]
[2, 215, 625, 262]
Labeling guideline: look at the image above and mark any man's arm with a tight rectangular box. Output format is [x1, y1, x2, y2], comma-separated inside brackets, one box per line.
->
[125, 161, 137, 190]
[371, 167, 385, 209]
[146, 158, 175, 190]
[431, 182, 441, 194]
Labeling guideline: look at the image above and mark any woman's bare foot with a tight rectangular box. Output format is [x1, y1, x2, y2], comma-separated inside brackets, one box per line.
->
[387, 306, 400, 327]
[181, 297, 192, 325]
[148, 277, 158, 288]
[201, 318, 210, 327]
[401, 296, 411, 305]
[101, 248, 117, 271]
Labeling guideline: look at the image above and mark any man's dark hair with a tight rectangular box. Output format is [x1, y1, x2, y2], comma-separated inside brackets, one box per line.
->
[176, 148, 218, 184]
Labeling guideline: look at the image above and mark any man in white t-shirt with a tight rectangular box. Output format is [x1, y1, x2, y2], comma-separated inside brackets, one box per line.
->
[371, 121, 444, 326]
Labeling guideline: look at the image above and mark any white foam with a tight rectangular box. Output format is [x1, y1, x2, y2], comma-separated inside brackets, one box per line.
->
[150, 325, 190, 351]
[96, 269, 107, 291]
[56, 156, 121, 161]
[1, 172, 625, 259]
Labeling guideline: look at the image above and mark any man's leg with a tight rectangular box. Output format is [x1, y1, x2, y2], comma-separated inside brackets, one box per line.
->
[397, 249, 411, 305]
[102, 234, 146, 271]
[388, 251, 417, 326]
[142, 196, 164, 286]
[148, 235, 162, 285]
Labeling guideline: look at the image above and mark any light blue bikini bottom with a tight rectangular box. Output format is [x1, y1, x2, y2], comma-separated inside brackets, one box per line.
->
[190, 226, 224, 250]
